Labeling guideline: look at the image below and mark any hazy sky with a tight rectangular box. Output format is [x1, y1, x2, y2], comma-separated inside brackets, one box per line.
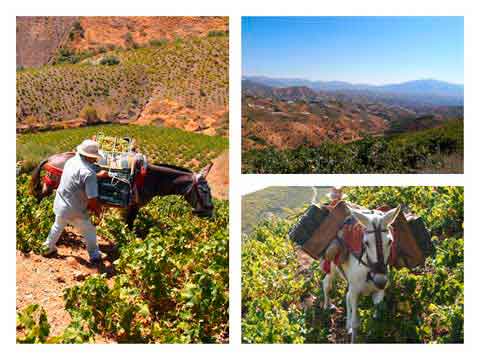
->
[242, 16, 464, 85]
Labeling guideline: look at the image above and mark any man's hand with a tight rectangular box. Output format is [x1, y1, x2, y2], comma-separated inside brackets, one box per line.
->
[97, 170, 109, 179]
[87, 198, 102, 218]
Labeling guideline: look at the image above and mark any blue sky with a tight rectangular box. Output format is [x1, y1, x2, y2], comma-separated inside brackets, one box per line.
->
[242, 17, 464, 85]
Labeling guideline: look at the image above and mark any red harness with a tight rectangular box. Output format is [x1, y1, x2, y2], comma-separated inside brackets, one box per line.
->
[43, 163, 63, 187]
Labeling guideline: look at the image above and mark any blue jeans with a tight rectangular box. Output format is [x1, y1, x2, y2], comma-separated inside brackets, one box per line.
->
[44, 215, 99, 258]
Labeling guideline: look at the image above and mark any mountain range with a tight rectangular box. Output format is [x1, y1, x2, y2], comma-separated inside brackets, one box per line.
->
[243, 76, 464, 106]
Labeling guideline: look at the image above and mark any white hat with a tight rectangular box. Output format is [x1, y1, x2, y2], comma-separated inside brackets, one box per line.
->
[76, 139, 101, 159]
[327, 186, 345, 201]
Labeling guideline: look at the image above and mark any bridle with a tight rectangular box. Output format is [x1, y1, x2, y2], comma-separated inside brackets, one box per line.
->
[189, 173, 213, 212]
[361, 222, 389, 275]
[339, 220, 390, 280]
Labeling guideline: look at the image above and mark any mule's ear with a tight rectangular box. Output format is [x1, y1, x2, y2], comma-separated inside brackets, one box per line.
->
[200, 162, 213, 178]
[348, 207, 371, 228]
[382, 205, 402, 227]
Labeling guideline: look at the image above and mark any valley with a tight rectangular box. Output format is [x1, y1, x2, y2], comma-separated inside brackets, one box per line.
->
[242, 78, 463, 151]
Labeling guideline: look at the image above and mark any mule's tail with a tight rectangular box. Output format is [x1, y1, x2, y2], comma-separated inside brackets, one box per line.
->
[30, 159, 48, 199]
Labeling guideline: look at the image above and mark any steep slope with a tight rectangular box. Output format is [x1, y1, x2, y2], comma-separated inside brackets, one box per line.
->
[16, 16, 79, 68]
[67, 16, 228, 52]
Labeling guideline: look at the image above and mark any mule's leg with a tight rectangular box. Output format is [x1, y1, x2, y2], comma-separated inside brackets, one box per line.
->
[372, 290, 385, 320]
[37, 182, 54, 203]
[347, 289, 360, 343]
[322, 263, 336, 310]
[125, 205, 139, 230]
[345, 286, 352, 331]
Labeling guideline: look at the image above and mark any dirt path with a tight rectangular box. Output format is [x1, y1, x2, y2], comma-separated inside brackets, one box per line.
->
[16, 230, 117, 341]
[208, 151, 228, 200]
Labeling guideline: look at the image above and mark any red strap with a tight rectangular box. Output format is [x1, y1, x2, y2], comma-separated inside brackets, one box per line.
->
[389, 227, 398, 266]
[43, 174, 59, 187]
[44, 163, 63, 177]
[322, 252, 342, 274]
[322, 260, 332, 274]
[134, 167, 147, 189]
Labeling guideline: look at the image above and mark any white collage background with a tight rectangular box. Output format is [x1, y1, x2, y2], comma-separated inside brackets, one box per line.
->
[2, 0, 479, 359]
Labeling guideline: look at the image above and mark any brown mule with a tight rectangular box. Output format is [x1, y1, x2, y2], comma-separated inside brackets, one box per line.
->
[30, 152, 215, 229]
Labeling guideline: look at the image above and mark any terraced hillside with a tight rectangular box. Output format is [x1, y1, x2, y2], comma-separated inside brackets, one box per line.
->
[242, 187, 329, 235]
[17, 21, 228, 135]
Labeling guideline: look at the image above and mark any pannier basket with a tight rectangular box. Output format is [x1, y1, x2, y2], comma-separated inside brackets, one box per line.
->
[408, 217, 434, 258]
[289, 204, 330, 246]
[97, 176, 131, 208]
[289, 201, 350, 259]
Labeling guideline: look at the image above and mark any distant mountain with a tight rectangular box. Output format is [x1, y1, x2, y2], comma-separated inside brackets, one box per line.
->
[273, 86, 318, 99]
[242, 81, 317, 100]
[242, 79, 275, 98]
[243, 76, 463, 106]
[377, 79, 464, 97]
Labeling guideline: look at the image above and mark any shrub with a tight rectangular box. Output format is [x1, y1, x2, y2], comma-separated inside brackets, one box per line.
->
[54, 48, 80, 65]
[79, 105, 98, 123]
[99, 56, 120, 66]
[208, 30, 227, 37]
[149, 38, 167, 47]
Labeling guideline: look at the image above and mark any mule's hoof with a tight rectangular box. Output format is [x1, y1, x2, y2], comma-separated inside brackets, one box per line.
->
[326, 303, 338, 312]
[349, 328, 357, 343]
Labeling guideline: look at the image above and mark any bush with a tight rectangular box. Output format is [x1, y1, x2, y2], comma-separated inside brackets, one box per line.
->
[79, 105, 98, 123]
[54, 48, 80, 65]
[16, 175, 55, 253]
[149, 38, 167, 47]
[208, 30, 227, 37]
[99, 56, 120, 66]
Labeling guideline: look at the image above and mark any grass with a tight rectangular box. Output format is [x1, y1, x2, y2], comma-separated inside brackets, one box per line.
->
[17, 124, 228, 173]
[242, 187, 329, 235]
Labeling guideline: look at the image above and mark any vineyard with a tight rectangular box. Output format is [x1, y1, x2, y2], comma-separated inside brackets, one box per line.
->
[16, 173, 229, 343]
[242, 120, 463, 174]
[17, 124, 228, 173]
[242, 186, 463, 343]
[16, 33, 228, 133]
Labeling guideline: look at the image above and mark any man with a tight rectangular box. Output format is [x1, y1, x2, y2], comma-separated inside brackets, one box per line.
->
[42, 139, 108, 264]
[327, 186, 345, 203]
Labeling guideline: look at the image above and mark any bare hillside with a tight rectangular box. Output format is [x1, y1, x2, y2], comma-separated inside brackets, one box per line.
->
[16, 16, 78, 68]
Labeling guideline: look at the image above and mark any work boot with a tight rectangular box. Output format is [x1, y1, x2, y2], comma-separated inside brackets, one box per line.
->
[89, 250, 106, 265]
[41, 244, 58, 257]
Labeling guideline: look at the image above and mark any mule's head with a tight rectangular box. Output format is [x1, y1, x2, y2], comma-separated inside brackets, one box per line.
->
[349, 206, 401, 290]
[184, 163, 214, 218]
